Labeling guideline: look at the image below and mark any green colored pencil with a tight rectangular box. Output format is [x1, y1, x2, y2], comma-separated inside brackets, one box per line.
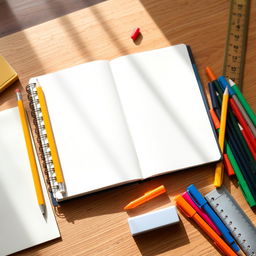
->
[212, 81, 256, 206]
[229, 79, 256, 126]
[214, 81, 255, 162]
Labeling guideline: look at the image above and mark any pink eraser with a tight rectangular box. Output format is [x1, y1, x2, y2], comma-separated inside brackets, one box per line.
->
[15, 88, 20, 93]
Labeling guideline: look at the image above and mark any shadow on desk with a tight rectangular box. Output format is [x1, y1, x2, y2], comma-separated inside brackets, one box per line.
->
[55, 179, 171, 223]
[0, 0, 108, 37]
[134, 221, 189, 256]
[54, 164, 217, 223]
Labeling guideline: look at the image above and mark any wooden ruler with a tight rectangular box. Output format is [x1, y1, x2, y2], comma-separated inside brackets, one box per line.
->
[223, 0, 250, 91]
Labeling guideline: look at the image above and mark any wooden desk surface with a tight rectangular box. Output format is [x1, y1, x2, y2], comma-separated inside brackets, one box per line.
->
[0, 0, 255, 255]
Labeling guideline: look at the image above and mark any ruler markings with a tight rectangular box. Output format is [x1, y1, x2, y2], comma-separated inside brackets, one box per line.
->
[223, 0, 250, 91]
[205, 187, 256, 256]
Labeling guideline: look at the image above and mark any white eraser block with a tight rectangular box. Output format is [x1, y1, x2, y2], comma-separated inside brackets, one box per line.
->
[128, 206, 179, 236]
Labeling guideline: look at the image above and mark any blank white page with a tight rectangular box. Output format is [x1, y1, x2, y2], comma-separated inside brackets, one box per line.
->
[30, 60, 142, 200]
[110, 44, 221, 178]
[0, 107, 60, 256]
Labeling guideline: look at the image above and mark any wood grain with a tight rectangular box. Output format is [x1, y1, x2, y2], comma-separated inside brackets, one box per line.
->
[0, 0, 255, 255]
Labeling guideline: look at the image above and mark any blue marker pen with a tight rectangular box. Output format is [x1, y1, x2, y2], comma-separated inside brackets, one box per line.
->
[187, 184, 240, 253]
[218, 76, 235, 96]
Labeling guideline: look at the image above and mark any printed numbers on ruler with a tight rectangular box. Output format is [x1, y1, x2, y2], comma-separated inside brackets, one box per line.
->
[223, 0, 250, 90]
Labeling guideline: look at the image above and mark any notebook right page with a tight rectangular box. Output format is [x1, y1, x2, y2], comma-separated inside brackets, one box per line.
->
[110, 44, 221, 178]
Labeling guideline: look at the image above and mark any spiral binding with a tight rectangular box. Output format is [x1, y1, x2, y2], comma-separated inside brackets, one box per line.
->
[26, 83, 59, 205]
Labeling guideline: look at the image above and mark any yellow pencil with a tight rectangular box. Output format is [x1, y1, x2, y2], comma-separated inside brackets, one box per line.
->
[214, 87, 229, 187]
[16, 89, 46, 215]
[36, 83, 65, 193]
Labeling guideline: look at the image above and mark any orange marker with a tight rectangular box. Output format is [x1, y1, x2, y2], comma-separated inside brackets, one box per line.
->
[223, 154, 235, 176]
[175, 195, 236, 256]
[210, 109, 235, 177]
[205, 66, 217, 82]
[210, 108, 220, 129]
[124, 185, 166, 210]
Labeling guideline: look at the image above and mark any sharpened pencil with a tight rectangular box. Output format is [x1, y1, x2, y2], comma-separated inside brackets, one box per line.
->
[214, 87, 228, 187]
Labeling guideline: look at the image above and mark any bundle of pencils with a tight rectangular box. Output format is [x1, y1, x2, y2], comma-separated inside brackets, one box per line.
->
[205, 67, 256, 207]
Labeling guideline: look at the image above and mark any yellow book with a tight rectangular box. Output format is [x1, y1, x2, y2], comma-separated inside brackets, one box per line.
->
[0, 55, 18, 92]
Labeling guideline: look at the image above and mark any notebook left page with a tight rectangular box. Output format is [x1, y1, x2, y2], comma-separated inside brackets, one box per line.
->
[30, 60, 142, 200]
[0, 107, 60, 256]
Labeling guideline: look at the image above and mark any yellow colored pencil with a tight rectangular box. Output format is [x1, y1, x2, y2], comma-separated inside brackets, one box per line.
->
[16, 89, 46, 215]
[36, 84, 65, 193]
[214, 87, 229, 187]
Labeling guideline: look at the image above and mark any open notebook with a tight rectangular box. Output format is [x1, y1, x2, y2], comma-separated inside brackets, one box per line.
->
[0, 107, 60, 256]
[28, 44, 221, 202]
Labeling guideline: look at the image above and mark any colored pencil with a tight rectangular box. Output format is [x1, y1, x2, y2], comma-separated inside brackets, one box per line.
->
[36, 84, 65, 193]
[229, 98, 256, 152]
[208, 78, 256, 205]
[16, 89, 46, 215]
[209, 109, 235, 176]
[233, 96, 256, 137]
[239, 125, 256, 160]
[218, 77, 256, 138]
[229, 79, 256, 126]
[214, 81, 255, 163]
[214, 87, 229, 187]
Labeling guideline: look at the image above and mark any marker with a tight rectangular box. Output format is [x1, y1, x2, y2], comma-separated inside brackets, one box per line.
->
[208, 82, 221, 119]
[187, 184, 240, 253]
[124, 185, 166, 210]
[182, 192, 221, 235]
[205, 66, 217, 81]
[223, 154, 235, 176]
[175, 195, 237, 256]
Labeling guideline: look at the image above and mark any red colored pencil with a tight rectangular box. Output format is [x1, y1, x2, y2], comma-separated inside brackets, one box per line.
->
[229, 98, 256, 152]
[240, 127, 256, 160]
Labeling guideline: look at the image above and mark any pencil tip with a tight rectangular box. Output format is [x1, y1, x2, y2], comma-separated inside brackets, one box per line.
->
[224, 86, 229, 94]
[228, 78, 235, 86]
[36, 78, 41, 86]
[40, 204, 46, 215]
